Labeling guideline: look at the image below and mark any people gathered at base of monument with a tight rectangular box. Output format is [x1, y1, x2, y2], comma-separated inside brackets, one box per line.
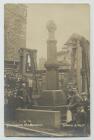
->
[66, 88, 90, 129]
[4, 73, 90, 131]
[4, 73, 33, 122]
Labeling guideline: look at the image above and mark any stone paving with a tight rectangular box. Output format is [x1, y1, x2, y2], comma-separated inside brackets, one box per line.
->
[5, 123, 90, 137]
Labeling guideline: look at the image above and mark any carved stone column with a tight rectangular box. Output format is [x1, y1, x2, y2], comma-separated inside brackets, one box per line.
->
[45, 20, 59, 90]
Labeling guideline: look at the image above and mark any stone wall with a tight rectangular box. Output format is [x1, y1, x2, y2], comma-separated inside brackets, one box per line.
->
[16, 109, 61, 128]
[32, 105, 68, 121]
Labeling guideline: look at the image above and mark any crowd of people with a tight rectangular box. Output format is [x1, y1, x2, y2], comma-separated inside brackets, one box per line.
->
[4, 72, 90, 133]
[4, 72, 33, 122]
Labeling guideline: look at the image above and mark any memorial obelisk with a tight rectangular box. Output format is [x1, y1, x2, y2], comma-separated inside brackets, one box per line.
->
[38, 20, 66, 106]
[45, 20, 59, 90]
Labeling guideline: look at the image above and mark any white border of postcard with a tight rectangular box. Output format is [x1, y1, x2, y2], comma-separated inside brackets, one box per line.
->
[0, 0, 94, 140]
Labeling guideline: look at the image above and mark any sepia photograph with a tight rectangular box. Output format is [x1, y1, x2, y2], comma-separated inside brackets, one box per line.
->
[4, 3, 90, 137]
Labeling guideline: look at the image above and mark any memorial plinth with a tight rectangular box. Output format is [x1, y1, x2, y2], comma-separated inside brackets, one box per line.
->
[16, 109, 61, 129]
[38, 90, 66, 106]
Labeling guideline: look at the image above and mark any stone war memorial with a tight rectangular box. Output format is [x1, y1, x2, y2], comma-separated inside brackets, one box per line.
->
[4, 4, 90, 137]
[37, 21, 67, 106]
[16, 20, 67, 129]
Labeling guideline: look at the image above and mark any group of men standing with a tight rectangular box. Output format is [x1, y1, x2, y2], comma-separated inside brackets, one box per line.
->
[4, 73, 33, 122]
[66, 88, 90, 130]
[4, 73, 90, 132]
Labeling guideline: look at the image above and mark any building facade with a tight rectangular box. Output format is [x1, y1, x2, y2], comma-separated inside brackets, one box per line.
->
[65, 33, 90, 94]
[57, 47, 72, 90]
[4, 4, 27, 62]
[57, 47, 71, 69]
[38, 57, 46, 70]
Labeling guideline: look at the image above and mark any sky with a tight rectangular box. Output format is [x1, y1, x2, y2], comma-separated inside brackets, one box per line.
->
[26, 4, 90, 62]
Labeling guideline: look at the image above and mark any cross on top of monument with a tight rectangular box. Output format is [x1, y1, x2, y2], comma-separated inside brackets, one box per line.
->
[47, 20, 57, 40]
[47, 20, 57, 32]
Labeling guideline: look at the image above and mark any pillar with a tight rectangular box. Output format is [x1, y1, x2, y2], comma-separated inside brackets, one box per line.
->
[45, 20, 59, 90]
